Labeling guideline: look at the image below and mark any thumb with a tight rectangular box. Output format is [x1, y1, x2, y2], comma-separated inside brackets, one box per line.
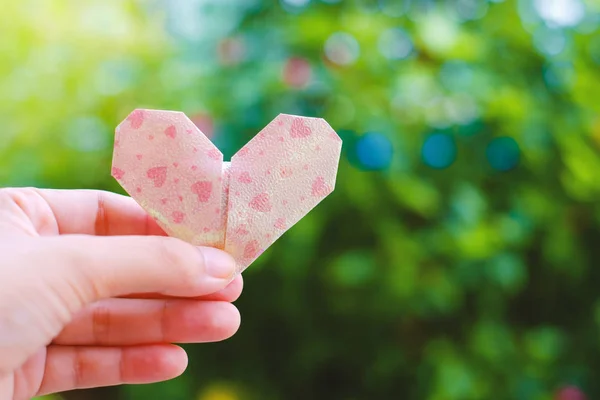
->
[44, 235, 238, 303]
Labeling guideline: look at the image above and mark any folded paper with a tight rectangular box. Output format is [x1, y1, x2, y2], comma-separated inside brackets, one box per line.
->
[112, 109, 342, 272]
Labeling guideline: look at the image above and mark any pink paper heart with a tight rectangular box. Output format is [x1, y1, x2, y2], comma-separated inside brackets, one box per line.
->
[112, 110, 342, 272]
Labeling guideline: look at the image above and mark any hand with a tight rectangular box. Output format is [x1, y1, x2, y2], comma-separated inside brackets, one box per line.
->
[0, 188, 243, 400]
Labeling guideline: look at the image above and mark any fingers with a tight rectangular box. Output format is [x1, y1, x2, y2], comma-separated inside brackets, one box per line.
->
[43, 235, 237, 302]
[34, 188, 167, 236]
[187, 273, 243, 301]
[0, 235, 238, 375]
[123, 274, 244, 303]
[54, 299, 241, 346]
[36, 344, 187, 396]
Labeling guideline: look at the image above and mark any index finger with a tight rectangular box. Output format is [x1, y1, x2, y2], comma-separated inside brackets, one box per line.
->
[36, 188, 166, 236]
[121, 274, 244, 303]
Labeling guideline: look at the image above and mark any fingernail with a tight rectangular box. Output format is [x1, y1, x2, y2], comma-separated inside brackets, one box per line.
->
[200, 247, 236, 279]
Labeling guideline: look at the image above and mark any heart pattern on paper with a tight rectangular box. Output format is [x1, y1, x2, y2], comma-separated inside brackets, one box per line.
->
[112, 109, 342, 272]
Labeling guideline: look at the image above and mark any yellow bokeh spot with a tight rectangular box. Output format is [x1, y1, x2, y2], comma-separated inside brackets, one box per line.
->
[198, 384, 240, 400]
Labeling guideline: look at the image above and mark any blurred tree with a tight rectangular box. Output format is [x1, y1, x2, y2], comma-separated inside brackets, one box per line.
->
[6, 0, 600, 399]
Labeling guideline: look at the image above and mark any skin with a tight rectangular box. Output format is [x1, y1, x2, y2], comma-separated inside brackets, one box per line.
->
[0, 188, 244, 400]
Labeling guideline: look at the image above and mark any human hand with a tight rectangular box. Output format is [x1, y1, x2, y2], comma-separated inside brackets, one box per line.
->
[0, 188, 243, 400]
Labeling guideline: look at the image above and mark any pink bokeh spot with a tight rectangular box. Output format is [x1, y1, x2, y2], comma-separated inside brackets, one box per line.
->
[554, 386, 587, 400]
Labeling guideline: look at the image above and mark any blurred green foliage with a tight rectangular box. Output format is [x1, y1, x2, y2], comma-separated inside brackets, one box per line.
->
[6, 0, 600, 399]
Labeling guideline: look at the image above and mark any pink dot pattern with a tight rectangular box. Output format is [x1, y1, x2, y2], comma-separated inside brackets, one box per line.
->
[113, 110, 225, 248]
[224, 114, 342, 268]
[112, 109, 342, 272]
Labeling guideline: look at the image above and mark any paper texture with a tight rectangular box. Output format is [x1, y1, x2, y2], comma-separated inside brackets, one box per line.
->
[112, 109, 342, 272]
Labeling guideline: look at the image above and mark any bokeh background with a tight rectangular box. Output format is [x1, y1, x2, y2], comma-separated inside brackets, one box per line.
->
[2, 0, 600, 399]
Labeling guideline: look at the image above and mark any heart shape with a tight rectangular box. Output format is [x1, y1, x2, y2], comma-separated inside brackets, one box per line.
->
[147, 166, 168, 188]
[112, 109, 342, 272]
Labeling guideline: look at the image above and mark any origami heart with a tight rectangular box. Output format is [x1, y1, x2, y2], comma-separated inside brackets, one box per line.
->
[112, 109, 342, 272]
